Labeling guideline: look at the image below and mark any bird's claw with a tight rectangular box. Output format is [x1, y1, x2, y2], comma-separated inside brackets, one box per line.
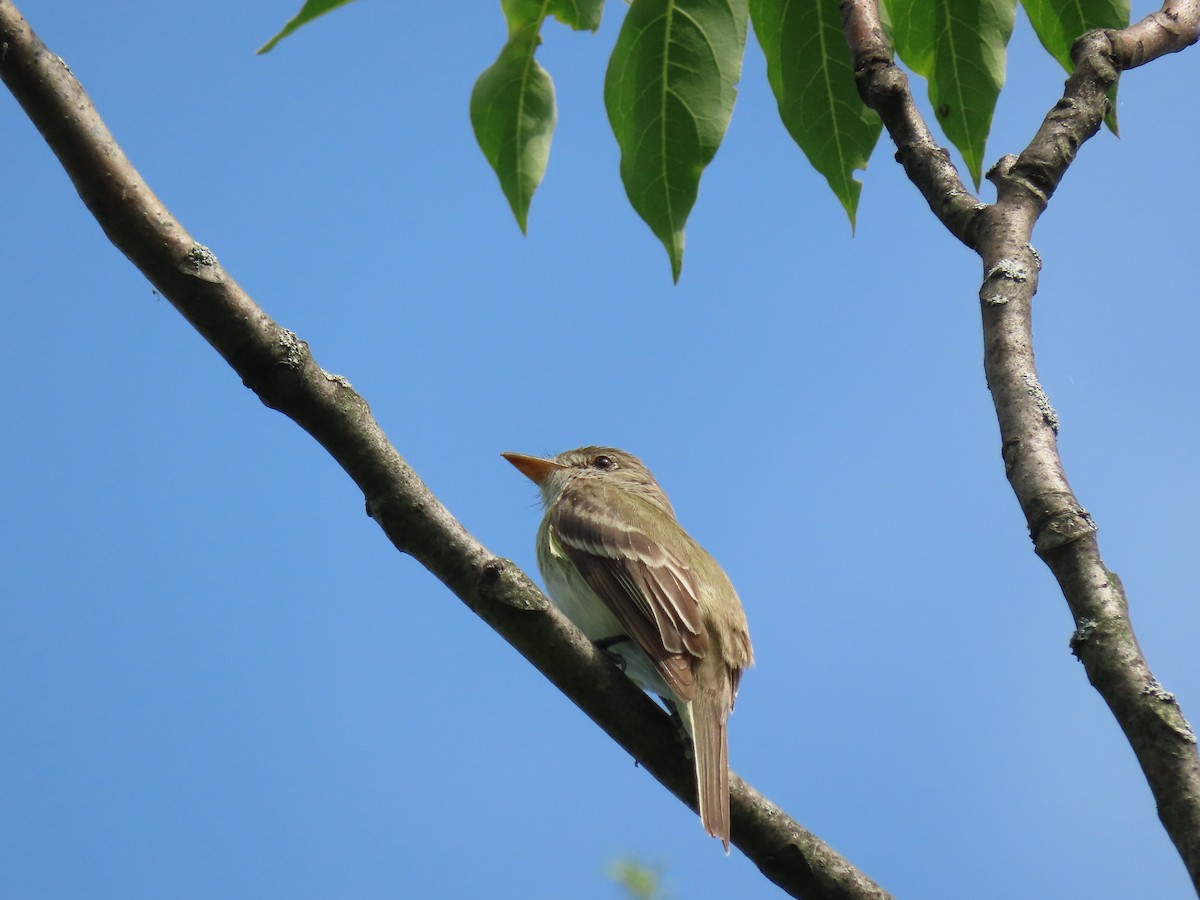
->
[594, 635, 630, 672]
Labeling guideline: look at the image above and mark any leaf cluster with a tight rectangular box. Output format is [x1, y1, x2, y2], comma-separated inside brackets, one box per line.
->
[261, 0, 1130, 277]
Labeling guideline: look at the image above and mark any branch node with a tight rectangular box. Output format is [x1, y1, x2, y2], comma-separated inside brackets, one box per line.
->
[985, 258, 1032, 283]
[276, 329, 305, 370]
[322, 369, 353, 390]
[1001, 169, 1052, 207]
[1143, 678, 1177, 703]
[1071, 29, 1120, 78]
[1021, 371, 1059, 434]
[860, 58, 909, 109]
[1026, 243, 1043, 270]
[478, 558, 548, 611]
[981, 258, 1034, 306]
[1033, 505, 1096, 553]
[1069, 618, 1098, 658]
[363, 494, 388, 524]
[1000, 438, 1021, 474]
[1110, 7, 1200, 68]
[178, 242, 224, 283]
[1143, 679, 1199, 743]
[986, 154, 1018, 185]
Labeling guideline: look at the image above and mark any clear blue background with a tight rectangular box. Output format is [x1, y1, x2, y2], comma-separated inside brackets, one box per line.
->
[3, 2, 1197, 898]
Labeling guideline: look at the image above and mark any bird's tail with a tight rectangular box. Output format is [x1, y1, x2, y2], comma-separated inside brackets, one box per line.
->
[690, 664, 733, 853]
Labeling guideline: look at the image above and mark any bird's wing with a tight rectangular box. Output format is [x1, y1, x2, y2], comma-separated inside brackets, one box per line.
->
[549, 481, 709, 700]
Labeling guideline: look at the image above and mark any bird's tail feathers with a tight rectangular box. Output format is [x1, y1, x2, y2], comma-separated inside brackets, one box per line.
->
[690, 672, 732, 853]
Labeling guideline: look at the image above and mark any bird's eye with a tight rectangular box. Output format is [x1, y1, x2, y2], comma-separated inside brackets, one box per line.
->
[592, 455, 615, 470]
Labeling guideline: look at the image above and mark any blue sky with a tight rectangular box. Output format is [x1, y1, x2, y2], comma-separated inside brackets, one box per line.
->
[3, 2, 1198, 898]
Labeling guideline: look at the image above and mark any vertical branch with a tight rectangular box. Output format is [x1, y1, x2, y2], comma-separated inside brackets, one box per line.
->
[842, 0, 1200, 889]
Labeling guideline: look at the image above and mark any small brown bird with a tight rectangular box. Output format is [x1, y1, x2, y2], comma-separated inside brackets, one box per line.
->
[502, 446, 753, 850]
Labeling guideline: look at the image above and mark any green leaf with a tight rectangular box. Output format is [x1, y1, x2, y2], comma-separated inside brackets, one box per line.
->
[258, 0, 356, 54]
[877, 0, 895, 48]
[1022, 0, 1129, 133]
[471, 23, 558, 233]
[1021, 0, 1129, 69]
[885, 0, 935, 76]
[548, 0, 606, 31]
[504, 0, 606, 32]
[750, 0, 883, 227]
[888, 0, 1018, 188]
[470, 1, 604, 232]
[605, 0, 749, 281]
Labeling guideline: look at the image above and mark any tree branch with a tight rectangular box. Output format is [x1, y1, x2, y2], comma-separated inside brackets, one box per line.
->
[842, 0, 1200, 890]
[0, 2, 889, 898]
[839, 0, 984, 247]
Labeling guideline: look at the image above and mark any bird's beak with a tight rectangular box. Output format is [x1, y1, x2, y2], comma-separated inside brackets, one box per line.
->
[501, 452, 565, 485]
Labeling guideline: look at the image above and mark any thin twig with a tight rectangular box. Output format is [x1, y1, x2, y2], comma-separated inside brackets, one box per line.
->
[839, 0, 984, 246]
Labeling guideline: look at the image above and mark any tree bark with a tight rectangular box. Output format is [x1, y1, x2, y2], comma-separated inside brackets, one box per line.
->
[842, 0, 1200, 890]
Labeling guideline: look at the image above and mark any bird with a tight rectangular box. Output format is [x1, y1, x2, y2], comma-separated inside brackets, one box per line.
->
[501, 446, 753, 850]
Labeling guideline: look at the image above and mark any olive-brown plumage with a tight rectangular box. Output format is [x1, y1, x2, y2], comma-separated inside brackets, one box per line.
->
[502, 447, 753, 850]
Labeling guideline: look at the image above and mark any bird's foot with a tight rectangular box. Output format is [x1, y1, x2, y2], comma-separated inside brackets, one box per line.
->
[594, 635, 631, 672]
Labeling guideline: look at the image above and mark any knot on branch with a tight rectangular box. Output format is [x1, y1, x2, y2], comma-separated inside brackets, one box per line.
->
[985, 258, 1032, 283]
[362, 489, 430, 558]
[1069, 618, 1098, 658]
[477, 558, 547, 611]
[1142, 678, 1177, 704]
[240, 327, 320, 410]
[1071, 30, 1120, 81]
[981, 257, 1037, 307]
[996, 157, 1056, 208]
[986, 154, 1018, 184]
[857, 59, 908, 114]
[178, 242, 225, 284]
[1114, 8, 1200, 68]
[1031, 502, 1096, 553]
[275, 328, 306, 371]
[364, 490, 413, 523]
[1142, 679, 1198, 744]
[1021, 371, 1059, 434]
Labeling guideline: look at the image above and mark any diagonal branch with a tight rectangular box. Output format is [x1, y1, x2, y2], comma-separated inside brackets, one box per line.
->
[0, 2, 888, 898]
[842, 0, 1200, 891]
